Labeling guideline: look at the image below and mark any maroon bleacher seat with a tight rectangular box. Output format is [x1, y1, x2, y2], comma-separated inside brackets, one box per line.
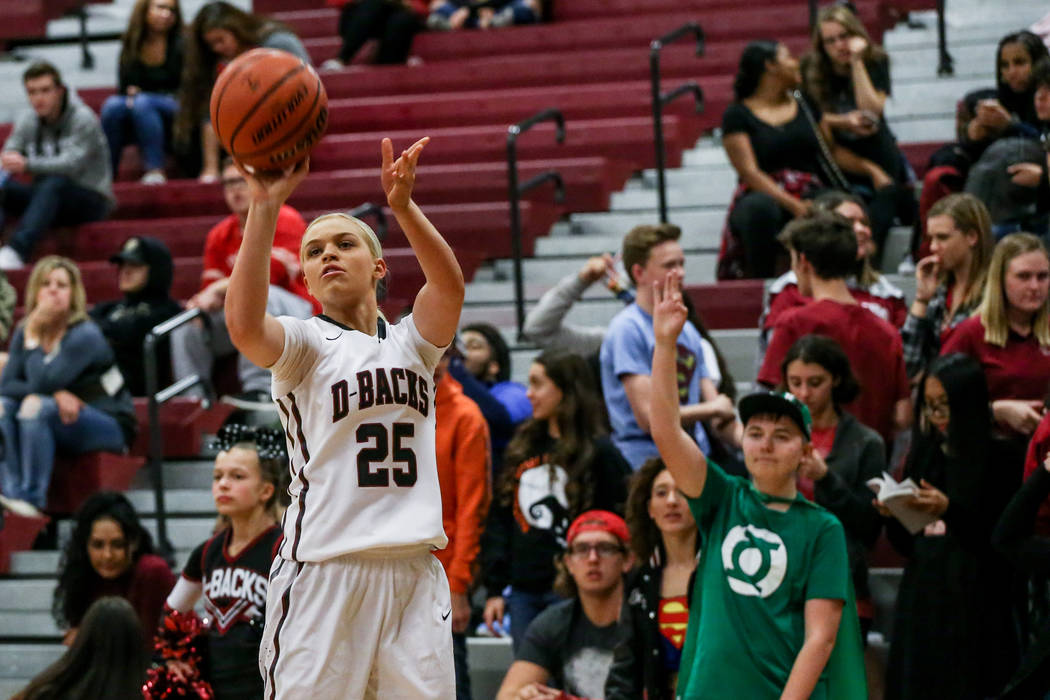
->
[0, 510, 48, 573]
[46, 452, 145, 514]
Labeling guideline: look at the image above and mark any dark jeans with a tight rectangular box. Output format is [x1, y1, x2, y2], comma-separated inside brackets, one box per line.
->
[0, 175, 110, 259]
[728, 190, 793, 278]
[453, 633, 472, 700]
[507, 588, 562, 653]
[338, 0, 422, 64]
[100, 92, 178, 172]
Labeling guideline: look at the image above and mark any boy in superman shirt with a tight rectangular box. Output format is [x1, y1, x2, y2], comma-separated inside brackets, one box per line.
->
[649, 272, 866, 699]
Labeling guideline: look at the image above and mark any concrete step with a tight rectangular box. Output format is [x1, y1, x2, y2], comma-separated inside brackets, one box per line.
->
[129, 459, 217, 491]
[0, 643, 63, 679]
[124, 487, 218, 516]
[560, 209, 728, 237]
[0, 580, 54, 612]
[536, 229, 722, 257]
[0, 611, 61, 639]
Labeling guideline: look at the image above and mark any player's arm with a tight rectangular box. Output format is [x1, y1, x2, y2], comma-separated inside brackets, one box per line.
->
[381, 137, 464, 348]
[225, 160, 309, 368]
[495, 661, 555, 700]
[650, 272, 707, 499]
[624, 373, 733, 432]
[780, 597, 843, 699]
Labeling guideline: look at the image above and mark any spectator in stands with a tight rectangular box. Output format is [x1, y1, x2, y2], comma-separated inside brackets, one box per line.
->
[175, 1, 310, 182]
[495, 510, 631, 700]
[759, 191, 907, 365]
[428, 0, 541, 30]
[450, 321, 529, 474]
[957, 31, 1048, 163]
[100, 0, 184, 185]
[13, 597, 148, 700]
[941, 232, 1050, 440]
[604, 458, 698, 700]
[802, 5, 914, 256]
[0, 62, 113, 272]
[780, 335, 883, 640]
[600, 224, 737, 470]
[719, 40, 896, 279]
[170, 159, 313, 408]
[992, 449, 1050, 697]
[434, 347, 492, 700]
[901, 193, 993, 377]
[758, 213, 910, 447]
[0, 258, 137, 517]
[90, 236, 182, 397]
[52, 491, 174, 645]
[481, 350, 631, 650]
[883, 353, 1018, 699]
[649, 273, 866, 699]
[523, 255, 737, 400]
[320, 0, 426, 71]
[146, 424, 287, 700]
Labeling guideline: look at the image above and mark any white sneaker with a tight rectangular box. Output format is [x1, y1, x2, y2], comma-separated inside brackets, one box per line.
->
[897, 255, 916, 275]
[0, 246, 25, 271]
[0, 493, 43, 518]
[320, 58, 345, 72]
[140, 170, 167, 185]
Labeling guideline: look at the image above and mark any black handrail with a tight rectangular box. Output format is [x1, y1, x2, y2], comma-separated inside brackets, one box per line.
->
[77, 3, 94, 69]
[936, 0, 954, 76]
[808, 0, 818, 33]
[650, 22, 705, 224]
[347, 202, 389, 241]
[507, 108, 566, 340]
[143, 307, 212, 563]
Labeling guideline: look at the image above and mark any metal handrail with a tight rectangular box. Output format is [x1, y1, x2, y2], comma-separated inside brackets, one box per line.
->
[936, 0, 954, 76]
[507, 108, 566, 340]
[347, 202, 389, 241]
[143, 307, 212, 563]
[650, 22, 705, 224]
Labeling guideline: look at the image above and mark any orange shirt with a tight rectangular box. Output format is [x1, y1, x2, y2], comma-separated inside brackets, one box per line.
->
[433, 373, 492, 593]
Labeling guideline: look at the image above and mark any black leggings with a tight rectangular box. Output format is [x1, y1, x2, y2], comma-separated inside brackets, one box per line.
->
[728, 190, 794, 278]
[338, 0, 423, 65]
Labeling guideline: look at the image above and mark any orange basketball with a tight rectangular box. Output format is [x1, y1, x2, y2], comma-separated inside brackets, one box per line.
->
[210, 48, 328, 172]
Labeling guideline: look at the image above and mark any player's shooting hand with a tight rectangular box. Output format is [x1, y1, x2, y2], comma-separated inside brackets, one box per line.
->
[382, 136, 429, 211]
[652, 271, 688, 346]
[483, 595, 505, 636]
[236, 157, 310, 207]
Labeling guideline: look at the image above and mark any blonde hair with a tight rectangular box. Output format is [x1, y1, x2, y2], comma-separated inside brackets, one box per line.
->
[978, 233, 1050, 347]
[23, 256, 88, 325]
[928, 193, 994, 310]
[299, 213, 383, 266]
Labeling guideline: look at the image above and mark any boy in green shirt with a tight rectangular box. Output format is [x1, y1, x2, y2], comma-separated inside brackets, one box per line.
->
[649, 272, 866, 700]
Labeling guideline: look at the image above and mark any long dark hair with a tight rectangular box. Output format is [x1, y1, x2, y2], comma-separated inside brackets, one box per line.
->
[498, 350, 606, 513]
[174, 1, 287, 145]
[780, 334, 861, 410]
[910, 353, 990, 467]
[119, 0, 183, 76]
[20, 597, 148, 700]
[53, 492, 155, 629]
[733, 40, 780, 100]
[624, 457, 699, 564]
[995, 30, 1050, 119]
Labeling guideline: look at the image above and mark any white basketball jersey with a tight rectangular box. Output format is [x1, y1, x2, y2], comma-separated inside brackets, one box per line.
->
[269, 314, 448, 562]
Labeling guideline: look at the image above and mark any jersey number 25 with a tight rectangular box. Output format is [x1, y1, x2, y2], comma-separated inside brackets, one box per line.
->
[356, 422, 417, 487]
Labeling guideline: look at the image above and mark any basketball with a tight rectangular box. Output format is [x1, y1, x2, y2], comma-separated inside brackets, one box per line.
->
[210, 48, 328, 172]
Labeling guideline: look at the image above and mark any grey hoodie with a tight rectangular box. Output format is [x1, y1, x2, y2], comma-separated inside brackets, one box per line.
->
[3, 90, 114, 205]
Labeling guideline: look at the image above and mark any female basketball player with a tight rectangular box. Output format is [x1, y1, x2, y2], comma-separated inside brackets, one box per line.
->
[225, 137, 464, 700]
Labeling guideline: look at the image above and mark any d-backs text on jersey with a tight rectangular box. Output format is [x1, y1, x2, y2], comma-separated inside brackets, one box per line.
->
[330, 367, 431, 423]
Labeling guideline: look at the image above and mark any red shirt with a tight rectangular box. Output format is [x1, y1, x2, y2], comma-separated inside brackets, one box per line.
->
[765, 280, 907, 330]
[798, 423, 836, 501]
[90, 553, 174, 642]
[759, 299, 909, 445]
[200, 205, 314, 306]
[1023, 413, 1050, 534]
[939, 316, 1050, 403]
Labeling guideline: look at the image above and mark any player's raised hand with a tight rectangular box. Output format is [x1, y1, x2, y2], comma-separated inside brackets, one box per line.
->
[382, 136, 429, 210]
[652, 271, 688, 346]
[236, 157, 310, 207]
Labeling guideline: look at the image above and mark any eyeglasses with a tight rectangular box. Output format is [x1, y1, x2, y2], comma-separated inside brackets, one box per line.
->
[567, 542, 625, 559]
[924, 400, 950, 418]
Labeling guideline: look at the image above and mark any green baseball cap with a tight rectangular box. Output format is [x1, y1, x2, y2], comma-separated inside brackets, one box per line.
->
[738, 391, 812, 440]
